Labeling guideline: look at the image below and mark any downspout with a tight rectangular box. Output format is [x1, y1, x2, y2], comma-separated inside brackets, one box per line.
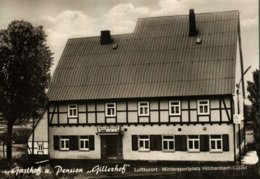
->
[237, 14, 245, 98]
[237, 12, 245, 156]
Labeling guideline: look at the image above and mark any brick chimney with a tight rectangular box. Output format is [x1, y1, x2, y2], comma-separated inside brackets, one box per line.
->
[100, 30, 112, 45]
[189, 9, 198, 37]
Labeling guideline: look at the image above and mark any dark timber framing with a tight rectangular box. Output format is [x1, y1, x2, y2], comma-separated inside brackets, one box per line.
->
[48, 95, 233, 127]
[219, 98, 222, 123]
[222, 99, 231, 122]
[86, 103, 88, 123]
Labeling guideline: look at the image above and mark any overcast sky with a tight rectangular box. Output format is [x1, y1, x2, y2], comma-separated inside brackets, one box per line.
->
[0, 0, 258, 84]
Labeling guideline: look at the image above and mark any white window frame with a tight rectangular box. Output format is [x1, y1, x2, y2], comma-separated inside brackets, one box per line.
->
[38, 143, 43, 152]
[79, 136, 89, 151]
[138, 135, 150, 151]
[60, 137, 69, 150]
[105, 103, 116, 117]
[197, 100, 210, 115]
[162, 135, 175, 152]
[169, 101, 181, 116]
[187, 135, 200, 152]
[138, 101, 149, 116]
[210, 135, 223, 152]
[68, 104, 78, 118]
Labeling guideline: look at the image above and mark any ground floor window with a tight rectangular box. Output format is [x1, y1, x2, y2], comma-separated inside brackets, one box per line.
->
[162, 136, 175, 151]
[210, 135, 222, 152]
[60, 137, 69, 150]
[79, 136, 89, 150]
[138, 135, 150, 151]
[132, 134, 228, 153]
[54, 135, 94, 151]
[187, 135, 200, 152]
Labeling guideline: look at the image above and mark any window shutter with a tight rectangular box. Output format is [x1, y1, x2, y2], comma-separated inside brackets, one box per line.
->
[150, 135, 161, 151]
[53, 136, 59, 150]
[200, 135, 209, 152]
[222, 134, 229, 151]
[175, 135, 187, 151]
[132, 135, 138, 151]
[155, 135, 162, 150]
[150, 135, 156, 150]
[69, 136, 79, 150]
[89, 135, 95, 150]
[181, 135, 187, 151]
[175, 136, 181, 151]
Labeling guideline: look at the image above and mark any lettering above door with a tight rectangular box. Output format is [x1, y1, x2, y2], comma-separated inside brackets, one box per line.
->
[97, 126, 121, 133]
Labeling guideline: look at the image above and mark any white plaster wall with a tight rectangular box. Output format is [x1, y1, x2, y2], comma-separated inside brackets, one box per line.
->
[150, 100, 159, 110]
[123, 124, 235, 162]
[49, 124, 235, 161]
[117, 101, 126, 110]
[28, 111, 48, 155]
[117, 112, 127, 123]
[28, 142, 48, 155]
[49, 126, 101, 159]
[49, 97, 232, 125]
[29, 111, 48, 142]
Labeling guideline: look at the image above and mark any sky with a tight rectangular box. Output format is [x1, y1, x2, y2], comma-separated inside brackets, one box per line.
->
[0, 0, 258, 94]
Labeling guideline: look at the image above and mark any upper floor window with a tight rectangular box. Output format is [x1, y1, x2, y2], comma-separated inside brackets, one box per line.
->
[38, 143, 43, 152]
[197, 100, 209, 115]
[68, 104, 78, 118]
[138, 101, 149, 116]
[169, 101, 181, 115]
[138, 135, 150, 151]
[162, 136, 175, 151]
[187, 135, 200, 152]
[105, 103, 116, 117]
[210, 135, 222, 152]
[60, 137, 69, 150]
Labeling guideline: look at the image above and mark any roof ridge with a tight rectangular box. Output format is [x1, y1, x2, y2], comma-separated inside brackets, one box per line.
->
[137, 10, 239, 21]
[48, 10, 239, 100]
[68, 10, 239, 41]
[67, 33, 134, 41]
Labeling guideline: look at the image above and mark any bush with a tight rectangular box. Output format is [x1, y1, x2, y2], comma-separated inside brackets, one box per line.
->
[12, 128, 32, 144]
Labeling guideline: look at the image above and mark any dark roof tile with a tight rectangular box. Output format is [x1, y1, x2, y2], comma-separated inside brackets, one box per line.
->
[48, 10, 239, 101]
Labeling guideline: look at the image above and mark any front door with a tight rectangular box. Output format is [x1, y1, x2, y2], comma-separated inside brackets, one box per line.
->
[101, 135, 122, 159]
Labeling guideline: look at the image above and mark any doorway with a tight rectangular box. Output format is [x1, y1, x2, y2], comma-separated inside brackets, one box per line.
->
[101, 135, 122, 159]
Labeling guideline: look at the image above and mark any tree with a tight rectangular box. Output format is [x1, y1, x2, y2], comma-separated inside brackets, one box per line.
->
[0, 20, 52, 162]
[247, 69, 260, 163]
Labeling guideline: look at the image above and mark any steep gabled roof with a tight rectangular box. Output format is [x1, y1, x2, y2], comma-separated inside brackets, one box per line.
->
[48, 10, 239, 101]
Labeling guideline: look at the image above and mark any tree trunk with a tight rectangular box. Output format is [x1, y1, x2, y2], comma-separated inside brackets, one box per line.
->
[32, 117, 35, 161]
[6, 120, 14, 162]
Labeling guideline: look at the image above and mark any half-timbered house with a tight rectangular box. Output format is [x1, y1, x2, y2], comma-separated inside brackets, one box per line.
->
[47, 9, 246, 162]
[28, 111, 48, 156]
